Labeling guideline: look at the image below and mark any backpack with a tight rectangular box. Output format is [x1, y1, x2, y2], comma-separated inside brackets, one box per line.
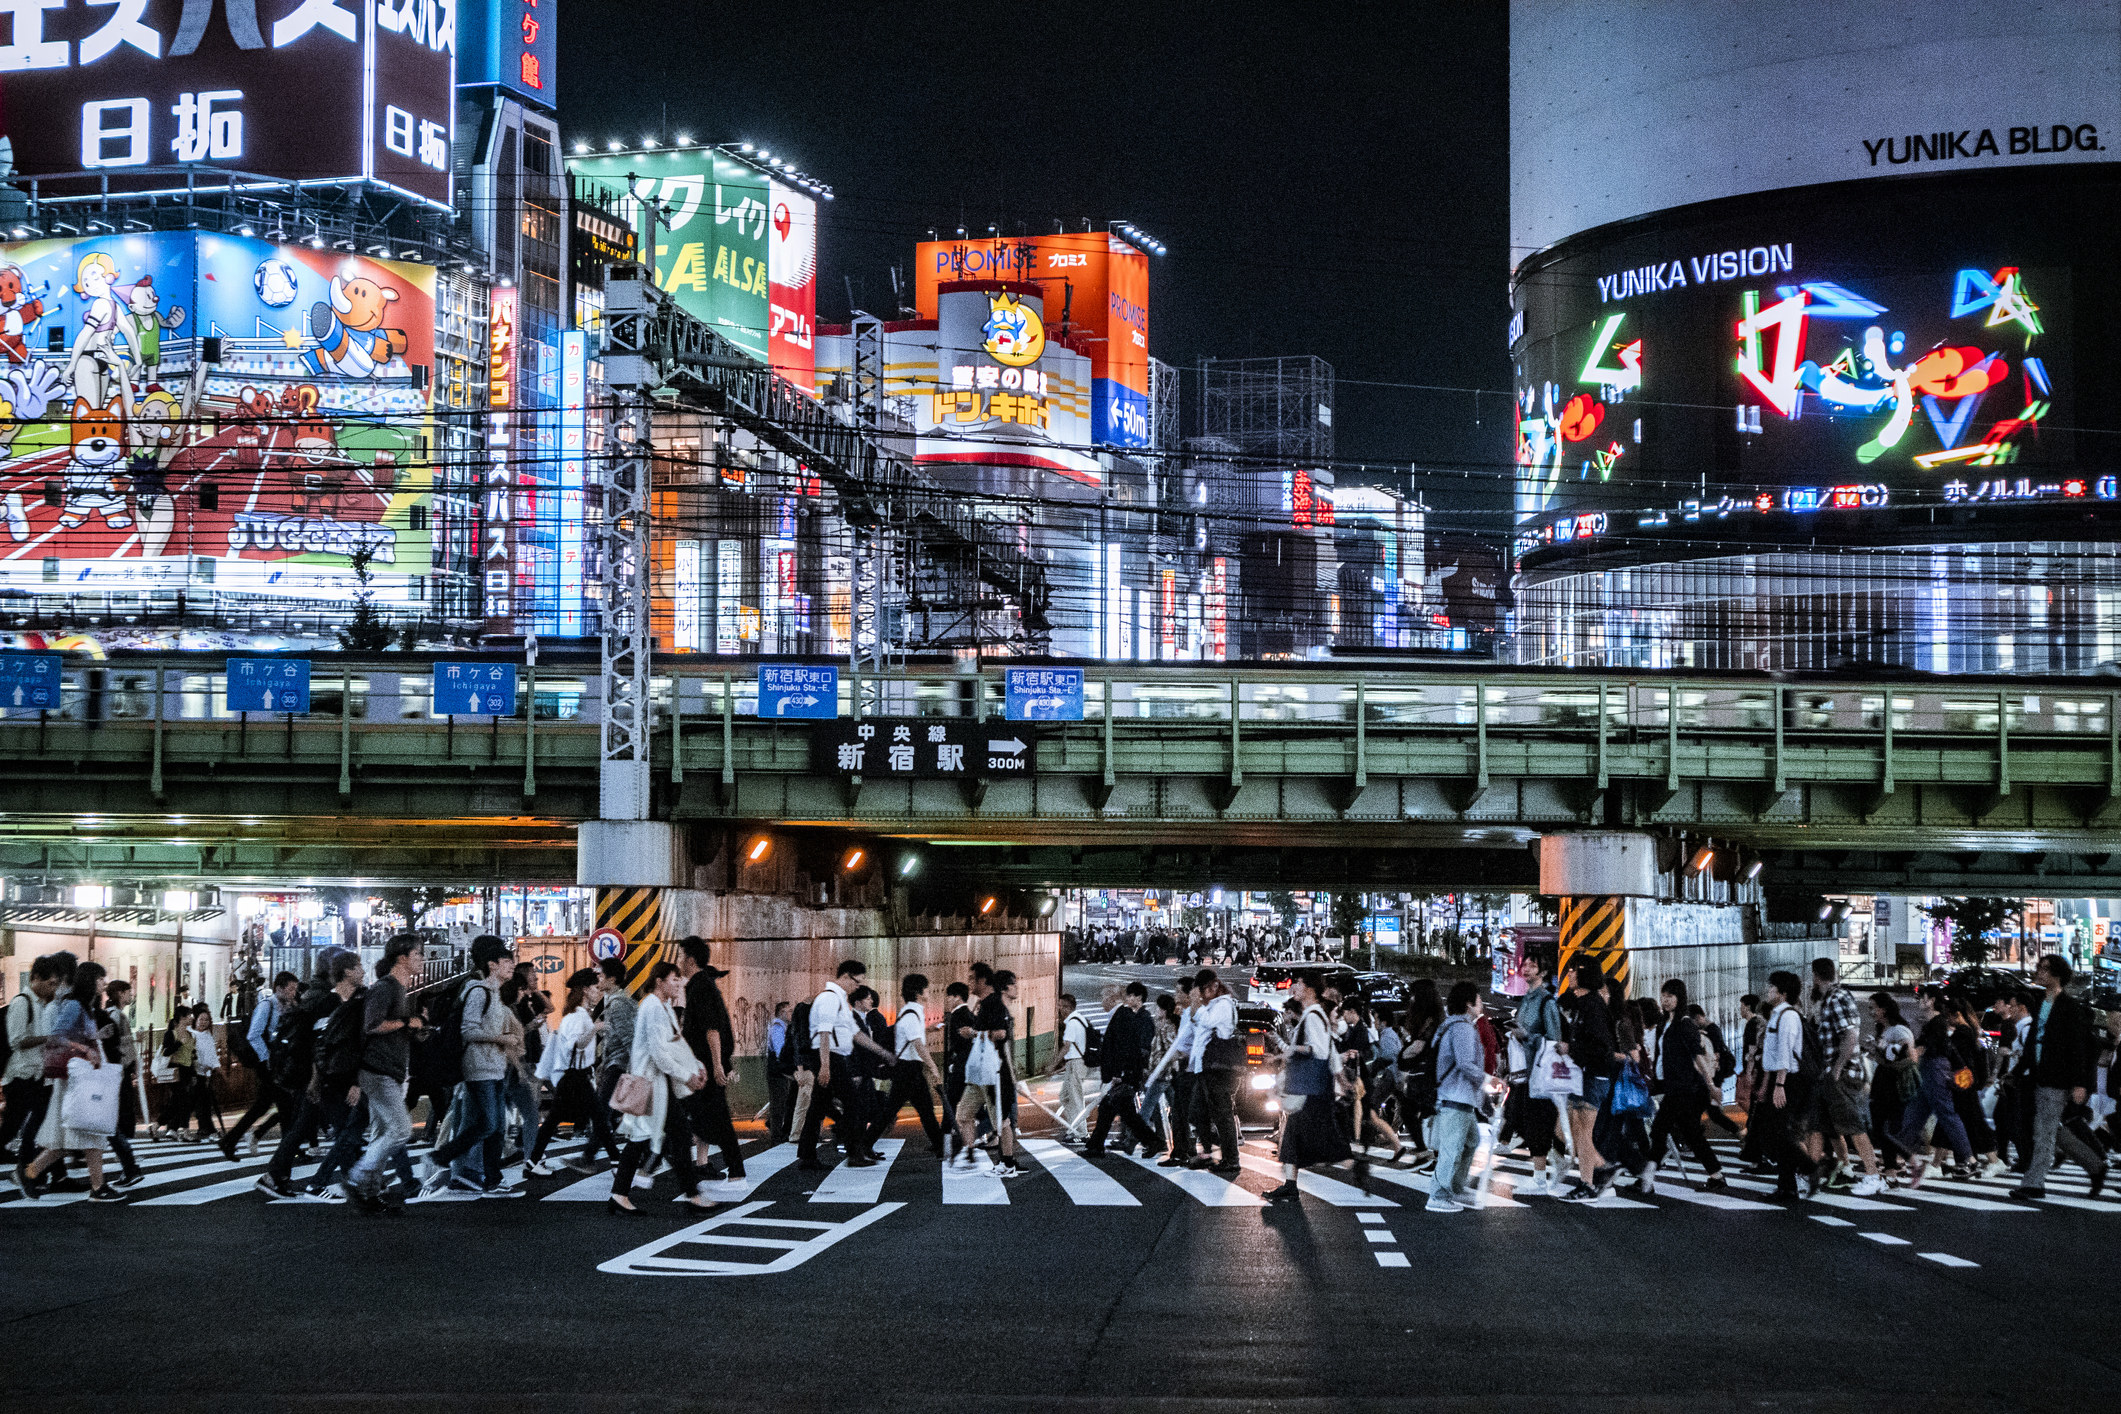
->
[1080, 1017, 1102, 1069]
[1708, 1024, 1737, 1084]
[1795, 1009, 1828, 1082]
[270, 990, 330, 1092]
[314, 990, 369, 1086]
[788, 1000, 817, 1069]
[425, 980, 472, 1090]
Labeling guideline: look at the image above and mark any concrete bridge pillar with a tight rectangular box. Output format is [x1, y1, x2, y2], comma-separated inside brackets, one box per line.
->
[1540, 831, 1661, 998]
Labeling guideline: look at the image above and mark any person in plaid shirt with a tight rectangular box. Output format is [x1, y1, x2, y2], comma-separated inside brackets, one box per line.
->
[1802, 958, 1886, 1197]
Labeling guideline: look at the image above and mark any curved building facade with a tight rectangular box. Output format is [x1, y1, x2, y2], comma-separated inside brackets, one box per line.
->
[1509, 1, 2121, 671]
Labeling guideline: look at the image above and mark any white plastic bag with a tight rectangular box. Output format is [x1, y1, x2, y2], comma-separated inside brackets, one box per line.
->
[1526, 1040, 1582, 1100]
[965, 1034, 1001, 1088]
[62, 1056, 120, 1136]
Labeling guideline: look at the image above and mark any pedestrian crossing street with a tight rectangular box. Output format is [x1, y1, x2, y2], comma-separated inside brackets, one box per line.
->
[7, 1126, 2116, 1216]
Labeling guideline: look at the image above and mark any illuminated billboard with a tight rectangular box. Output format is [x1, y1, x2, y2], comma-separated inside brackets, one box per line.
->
[568, 150, 771, 365]
[459, 0, 556, 107]
[768, 182, 818, 389]
[0, 232, 433, 606]
[914, 234, 1150, 448]
[2, 0, 455, 209]
[1510, 171, 2096, 549]
[914, 285, 1099, 482]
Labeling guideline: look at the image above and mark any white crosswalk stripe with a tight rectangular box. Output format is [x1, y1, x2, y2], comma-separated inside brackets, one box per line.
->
[810, 1139, 902, 1204]
[1114, 1150, 1261, 1206]
[1020, 1139, 1139, 1206]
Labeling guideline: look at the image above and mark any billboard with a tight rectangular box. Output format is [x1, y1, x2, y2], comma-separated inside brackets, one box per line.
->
[1511, 0, 2121, 262]
[0, 231, 433, 607]
[917, 285, 1099, 482]
[914, 234, 1150, 447]
[768, 182, 818, 388]
[568, 150, 771, 364]
[1510, 171, 2092, 548]
[1, 0, 455, 209]
[459, 0, 557, 107]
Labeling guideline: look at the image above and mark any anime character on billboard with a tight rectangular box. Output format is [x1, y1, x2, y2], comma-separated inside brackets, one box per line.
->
[56, 396, 131, 531]
[64, 253, 135, 418]
[301, 268, 410, 379]
[120, 277, 187, 380]
[125, 362, 208, 556]
[0, 263, 49, 365]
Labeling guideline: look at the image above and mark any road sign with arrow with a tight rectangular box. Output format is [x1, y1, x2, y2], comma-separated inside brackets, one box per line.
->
[759, 664, 839, 719]
[226, 657, 311, 714]
[1004, 666, 1083, 721]
[432, 661, 519, 716]
[0, 651, 62, 711]
[812, 716, 1034, 777]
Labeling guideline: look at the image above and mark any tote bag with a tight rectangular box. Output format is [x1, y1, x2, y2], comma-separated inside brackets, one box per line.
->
[964, 1034, 1002, 1088]
[61, 1057, 120, 1136]
[1527, 1040, 1583, 1099]
[1284, 1055, 1333, 1096]
[610, 1072, 654, 1116]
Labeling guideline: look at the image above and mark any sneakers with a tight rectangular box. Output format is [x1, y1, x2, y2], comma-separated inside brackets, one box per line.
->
[254, 1174, 297, 1199]
[1262, 1180, 1301, 1204]
[1978, 1156, 2007, 1180]
[1424, 1192, 1464, 1213]
[2009, 1185, 2047, 1201]
[302, 1184, 347, 1203]
[948, 1152, 978, 1173]
[1555, 1182, 1597, 1203]
[992, 1161, 1026, 1179]
[1851, 1173, 1886, 1197]
[112, 1170, 146, 1191]
[1520, 1172, 1551, 1197]
[1590, 1164, 1618, 1197]
[1703, 1174, 1730, 1193]
[479, 1184, 526, 1199]
[88, 1185, 124, 1202]
[522, 1159, 556, 1177]
[1634, 1164, 1656, 1196]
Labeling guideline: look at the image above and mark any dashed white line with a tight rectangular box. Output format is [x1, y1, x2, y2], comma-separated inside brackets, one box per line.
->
[1919, 1252, 1979, 1269]
[1374, 1252, 1411, 1268]
[1362, 1230, 1395, 1244]
[1858, 1231, 1911, 1246]
[1809, 1215, 1855, 1228]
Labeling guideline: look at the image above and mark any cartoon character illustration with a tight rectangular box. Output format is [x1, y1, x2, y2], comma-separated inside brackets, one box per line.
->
[301, 269, 409, 379]
[0, 263, 49, 366]
[0, 363, 65, 541]
[981, 292, 1044, 367]
[125, 362, 208, 556]
[119, 277, 186, 379]
[65, 253, 133, 419]
[253, 258, 301, 309]
[57, 395, 131, 532]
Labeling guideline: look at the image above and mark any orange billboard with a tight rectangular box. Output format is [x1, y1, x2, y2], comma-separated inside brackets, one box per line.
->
[913, 233, 1150, 447]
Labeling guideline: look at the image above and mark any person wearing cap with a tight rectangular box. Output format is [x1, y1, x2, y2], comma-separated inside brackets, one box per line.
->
[419, 935, 516, 1197]
[527, 967, 612, 1175]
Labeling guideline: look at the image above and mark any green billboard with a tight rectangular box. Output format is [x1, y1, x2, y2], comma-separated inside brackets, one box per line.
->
[570, 150, 770, 363]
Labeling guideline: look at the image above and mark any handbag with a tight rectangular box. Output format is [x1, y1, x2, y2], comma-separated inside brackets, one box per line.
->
[149, 1050, 177, 1085]
[1202, 1034, 1246, 1071]
[1526, 1041, 1583, 1099]
[1505, 1036, 1529, 1081]
[61, 1056, 120, 1136]
[1950, 1065, 1975, 1091]
[965, 1034, 1002, 1088]
[610, 1072, 654, 1116]
[42, 1039, 73, 1080]
[1612, 1060, 1654, 1116]
[1285, 1054, 1333, 1096]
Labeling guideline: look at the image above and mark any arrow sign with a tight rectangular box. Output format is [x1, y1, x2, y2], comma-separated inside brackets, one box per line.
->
[225, 657, 311, 716]
[0, 651, 63, 712]
[432, 662, 520, 717]
[988, 738, 1027, 755]
[1005, 666, 1083, 721]
[759, 664, 838, 720]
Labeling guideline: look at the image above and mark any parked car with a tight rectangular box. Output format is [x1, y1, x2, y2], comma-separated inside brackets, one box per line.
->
[1248, 962, 1357, 1006]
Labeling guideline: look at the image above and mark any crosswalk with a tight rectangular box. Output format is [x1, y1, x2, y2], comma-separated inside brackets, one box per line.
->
[7, 1126, 2116, 1217]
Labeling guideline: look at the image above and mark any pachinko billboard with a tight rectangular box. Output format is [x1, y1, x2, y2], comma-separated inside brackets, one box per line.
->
[0, 231, 434, 607]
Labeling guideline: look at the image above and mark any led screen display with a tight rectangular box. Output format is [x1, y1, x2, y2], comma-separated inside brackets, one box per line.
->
[1508, 170, 2116, 552]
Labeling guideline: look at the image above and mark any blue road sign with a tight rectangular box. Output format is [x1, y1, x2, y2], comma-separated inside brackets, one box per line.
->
[1005, 666, 1084, 721]
[226, 657, 311, 714]
[0, 651, 62, 711]
[433, 661, 520, 716]
[758, 664, 839, 719]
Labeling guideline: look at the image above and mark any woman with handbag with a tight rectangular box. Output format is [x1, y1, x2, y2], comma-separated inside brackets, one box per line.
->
[1943, 998, 2000, 1179]
[15, 962, 121, 1203]
[1866, 992, 1917, 1180]
[607, 962, 715, 1216]
[151, 1007, 207, 1140]
[1263, 977, 1350, 1203]
[527, 969, 613, 1176]
[1893, 989, 1974, 1185]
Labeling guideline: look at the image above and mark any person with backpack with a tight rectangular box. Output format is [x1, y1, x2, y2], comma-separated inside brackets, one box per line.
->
[418, 936, 516, 1198]
[297, 954, 386, 1201]
[221, 971, 298, 1161]
[1894, 986, 1975, 1186]
[785, 995, 819, 1146]
[1642, 979, 1728, 1195]
[3, 953, 66, 1172]
[1799, 958, 1887, 1197]
[342, 935, 427, 1212]
[14, 962, 121, 1203]
[256, 951, 359, 1199]
[1424, 982, 1498, 1212]
[1685, 1003, 1742, 1138]
[1055, 994, 1093, 1141]
[936, 981, 973, 1159]
[866, 974, 946, 1158]
[1755, 970, 1818, 1201]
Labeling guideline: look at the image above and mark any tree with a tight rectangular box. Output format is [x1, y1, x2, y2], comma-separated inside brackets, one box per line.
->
[337, 546, 394, 652]
[1329, 890, 1368, 945]
[1921, 896, 2019, 966]
[369, 885, 449, 933]
[1262, 890, 1300, 930]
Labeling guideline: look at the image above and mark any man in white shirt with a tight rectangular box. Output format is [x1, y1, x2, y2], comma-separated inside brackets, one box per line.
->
[1754, 970, 1816, 1201]
[3, 955, 65, 1169]
[797, 959, 878, 1170]
[1185, 972, 1243, 1173]
[865, 973, 946, 1158]
[1056, 994, 1091, 1141]
[1151, 976, 1200, 1168]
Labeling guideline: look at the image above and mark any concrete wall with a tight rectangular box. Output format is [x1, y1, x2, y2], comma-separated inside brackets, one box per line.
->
[1624, 900, 1813, 1047]
[659, 890, 1060, 1110]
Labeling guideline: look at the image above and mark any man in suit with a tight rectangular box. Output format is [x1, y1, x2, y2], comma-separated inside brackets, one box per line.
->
[1084, 983, 1163, 1158]
[2013, 953, 2109, 1200]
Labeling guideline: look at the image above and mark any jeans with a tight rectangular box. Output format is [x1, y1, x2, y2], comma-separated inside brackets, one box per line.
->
[347, 1072, 413, 1196]
[427, 1079, 505, 1189]
[1430, 1104, 1479, 1201]
[1896, 1058, 1972, 1165]
[2025, 1084, 2106, 1188]
[1138, 1074, 1172, 1146]
[504, 1071, 539, 1153]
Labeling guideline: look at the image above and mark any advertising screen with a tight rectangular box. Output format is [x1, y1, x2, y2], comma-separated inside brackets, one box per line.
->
[1509, 172, 2105, 553]
[0, 232, 434, 613]
[458, 0, 556, 106]
[568, 150, 771, 364]
[1, 0, 454, 208]
[768, 181, 818, 389]
[916, 285, 1099, 483]
[914, 234, 1150, 448]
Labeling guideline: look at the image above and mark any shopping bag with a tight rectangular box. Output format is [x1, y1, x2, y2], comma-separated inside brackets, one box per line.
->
[1527, 1041, 1582, 1099]
[61, 1057, 120, 1136]
[965, 1034, 1001, 1088]
[610, 1072, 654, 1116]
[1612, 1060, 1654, 1117]
[1284, 1055, 1333, 1096]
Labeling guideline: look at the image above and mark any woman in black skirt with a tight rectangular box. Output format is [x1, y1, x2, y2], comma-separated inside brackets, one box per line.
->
[1264, 977, 1350, 1203]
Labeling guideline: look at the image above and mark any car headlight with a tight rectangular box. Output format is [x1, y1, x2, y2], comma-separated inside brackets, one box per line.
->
[1264, 1098, 1281, 1112]
[1249, 1073, 1275, 1091]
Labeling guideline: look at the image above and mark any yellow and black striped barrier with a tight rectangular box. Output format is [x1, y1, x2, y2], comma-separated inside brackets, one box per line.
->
[1556, 894, 1630, 997]
[597, 886, 669, 995]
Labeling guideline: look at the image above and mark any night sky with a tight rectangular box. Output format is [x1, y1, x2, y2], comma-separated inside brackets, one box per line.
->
[560, 2, 1512, 531]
